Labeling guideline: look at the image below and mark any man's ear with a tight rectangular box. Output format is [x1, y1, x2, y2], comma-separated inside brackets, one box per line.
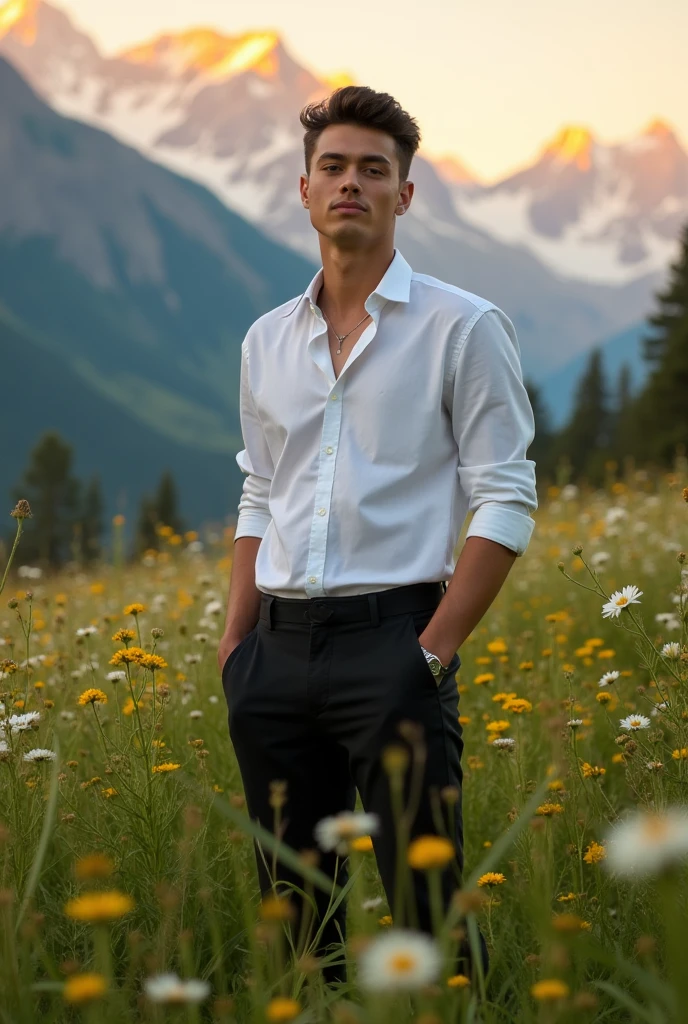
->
[300, 173, 310, 207]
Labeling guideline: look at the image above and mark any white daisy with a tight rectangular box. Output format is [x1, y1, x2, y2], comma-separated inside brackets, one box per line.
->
[598, 671, 620, 687]
[619, 714, 651, 731]
[605, 507, 627, 525]
[60, 710, 76, 722]
[491, 737, 515, 749]
[656, 612, 678, 624]
[192, 633, 209, 644]
[8, 711, 41, 734]
[568, 719, 583, 729]
[604, 807, 688, 877]
[208, 695, 219, 704]
[204, 600, 223, 617]
[590, 550, 611, 569]
[144, 973, 210, 1004]
[106, 670, 127, 682]
[75, 626, 98, 637]
[661, 642, 682, 659]
[23, 748, 56, 763]
[0, 740, 9, 756]
[314, 811, 380, 855]
[357, 929, 441, 991]
[602, 585, 643, 619]
[189, 710, 203, 719]
[184, 653, 202, 665]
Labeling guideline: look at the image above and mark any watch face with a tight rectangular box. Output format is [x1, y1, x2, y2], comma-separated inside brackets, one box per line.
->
[429, 657, 443, 677]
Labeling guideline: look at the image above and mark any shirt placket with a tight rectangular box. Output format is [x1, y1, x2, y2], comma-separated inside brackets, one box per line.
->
[303, 299, 381, 597]
[304, 383, 343, 596]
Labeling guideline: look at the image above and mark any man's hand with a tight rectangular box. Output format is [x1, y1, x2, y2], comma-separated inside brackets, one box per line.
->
[217, 633, 247, 674]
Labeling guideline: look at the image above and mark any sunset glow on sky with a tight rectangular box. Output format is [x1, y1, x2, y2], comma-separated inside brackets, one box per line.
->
[60, 0, 687, 183]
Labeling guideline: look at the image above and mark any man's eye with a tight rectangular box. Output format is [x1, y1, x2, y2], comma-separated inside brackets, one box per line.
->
[323, 165, 340, 172]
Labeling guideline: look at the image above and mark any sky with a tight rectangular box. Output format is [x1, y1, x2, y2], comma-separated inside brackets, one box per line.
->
[60, 0, 687, 183]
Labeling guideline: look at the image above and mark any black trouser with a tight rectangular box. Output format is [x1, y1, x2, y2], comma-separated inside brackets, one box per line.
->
[221, 582, 487, 983]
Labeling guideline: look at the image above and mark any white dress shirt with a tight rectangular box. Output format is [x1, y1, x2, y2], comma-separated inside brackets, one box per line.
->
[233, 247, 538, 598]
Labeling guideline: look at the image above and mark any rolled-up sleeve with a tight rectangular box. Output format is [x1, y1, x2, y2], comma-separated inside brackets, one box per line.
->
[234, 339, 274, 541]
[451, 307, 538, 556]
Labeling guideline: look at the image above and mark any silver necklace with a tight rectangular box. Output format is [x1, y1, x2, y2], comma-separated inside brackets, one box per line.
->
[320, 308, 372, 354]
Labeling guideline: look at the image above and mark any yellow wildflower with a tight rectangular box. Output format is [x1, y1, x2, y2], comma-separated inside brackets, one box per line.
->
[553, 913, 590, 932]
[109, 646, 147, 667]
[477, 872, 506, 888]
[486, 720, 511, 734]
[486, 639, 508, 654]
[557, 893, 578, 902]
[492, 692, 516, 704]
[151, 763, 181, 774]
[63, 973, 108, 1004]
[672, 748, 688, 760]
[611, 753, 625, 764]
[408, 835, 455, 870]
[580, 762, 606, 779]
[502, 697, 532, 714]
[101, 788, 118, 798]
[266, 997, 301, 1021]
[112, 628, 135, 643]
[378, 915, 393, 927]
[123, 603, 146, 616]
[531, 979, 569, 1001]
[64, 890, 134, 922]
[259, 896, 296, 922]
[447, 974, 470, 988]
[140, 653, 167, 671]
[583, 841, 606, 865]
[466, 756, 484, 770]
[77, 689, 108, 706]
[596, 692, 612, 704]
[474, 673, 495, 685]
[536, 804, 564, 817]
[547, 779, 565, 792]
[351, 835, 374, 853]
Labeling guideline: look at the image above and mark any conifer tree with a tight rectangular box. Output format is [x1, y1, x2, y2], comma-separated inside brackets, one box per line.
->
[552, 348, 613, 485]
[11, 431, 81, 568]
[631, 221, 688, 463]
[523, 377, 554, 481]
[155, 470, 185, 537]
[77, 476, 104, 565]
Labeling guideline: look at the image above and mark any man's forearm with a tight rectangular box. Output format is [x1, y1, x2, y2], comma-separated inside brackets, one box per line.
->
[418, 535, 518, 667]
[222, 535, 263, 641]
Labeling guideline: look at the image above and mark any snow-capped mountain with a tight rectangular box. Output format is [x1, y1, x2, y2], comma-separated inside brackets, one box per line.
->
[440, 122, 688, 285]
[0, 0, 667, 379]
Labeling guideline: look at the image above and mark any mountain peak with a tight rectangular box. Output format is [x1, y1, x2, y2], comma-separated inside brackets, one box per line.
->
[543, 125, 595, 170]
[431, 153, 480, 186]
[642, 117, 675, 141]
[0, 0, 37, 40]
[119, 28, 282, 80]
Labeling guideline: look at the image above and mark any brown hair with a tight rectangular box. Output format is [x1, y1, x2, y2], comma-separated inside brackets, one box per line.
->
[300, 85, 421, 183]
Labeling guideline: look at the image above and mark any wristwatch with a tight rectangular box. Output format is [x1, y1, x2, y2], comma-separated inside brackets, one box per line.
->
[420, 644, 450, 678]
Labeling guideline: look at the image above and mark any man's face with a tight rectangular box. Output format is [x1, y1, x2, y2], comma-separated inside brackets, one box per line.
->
[300, 123, 413, 248]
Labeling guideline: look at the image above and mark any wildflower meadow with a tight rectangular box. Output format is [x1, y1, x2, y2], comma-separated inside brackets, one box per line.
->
[1, 460, 688, 1024]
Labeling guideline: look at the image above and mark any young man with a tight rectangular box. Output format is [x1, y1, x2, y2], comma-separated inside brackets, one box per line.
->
[217, 85, 537, 983]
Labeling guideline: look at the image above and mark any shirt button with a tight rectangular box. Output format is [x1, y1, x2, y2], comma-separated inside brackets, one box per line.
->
[317, 507, 327, 516]
[331, 394, 338, 401]
[325, 446, 333, 455]
[308, 576, 317, 584]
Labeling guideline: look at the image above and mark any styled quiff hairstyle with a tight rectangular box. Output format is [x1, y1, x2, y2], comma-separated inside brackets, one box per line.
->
[300, 85, 421, 183]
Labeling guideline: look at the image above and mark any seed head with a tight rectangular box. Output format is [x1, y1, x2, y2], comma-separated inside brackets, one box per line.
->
[10, 500, 32, 520]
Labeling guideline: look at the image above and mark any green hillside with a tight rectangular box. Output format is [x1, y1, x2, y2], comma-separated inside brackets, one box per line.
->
[0, 55, 316, 532]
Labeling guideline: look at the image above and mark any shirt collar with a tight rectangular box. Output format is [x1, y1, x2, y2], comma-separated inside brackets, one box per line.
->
[279, 247, 413, 318]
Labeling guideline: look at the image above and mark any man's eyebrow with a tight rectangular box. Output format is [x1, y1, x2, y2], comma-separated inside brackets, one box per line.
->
[316, 152, 392, 166]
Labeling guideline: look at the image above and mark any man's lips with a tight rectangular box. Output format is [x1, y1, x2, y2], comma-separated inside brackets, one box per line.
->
[332, 202, 366, 212]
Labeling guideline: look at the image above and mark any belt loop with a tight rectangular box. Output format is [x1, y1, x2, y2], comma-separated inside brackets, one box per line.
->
[367, 593, 380, 628]
[265, 595, 275, 631]
[441, 580, 447, 595]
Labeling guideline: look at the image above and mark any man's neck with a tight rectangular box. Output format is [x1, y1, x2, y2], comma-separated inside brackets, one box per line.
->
[316, 238, 396, 318]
